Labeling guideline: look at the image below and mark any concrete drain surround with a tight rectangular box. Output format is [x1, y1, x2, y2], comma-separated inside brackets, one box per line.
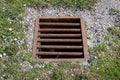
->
[33, 16, 88, 62]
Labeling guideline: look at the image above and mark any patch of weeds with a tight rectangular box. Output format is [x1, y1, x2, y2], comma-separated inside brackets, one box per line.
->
[0, 54, 35, 80]
[74, 74, 88, 80]
[94, 43, 107, 52]
[25, 0, 48, 8]
[6, 0, 98, 9]
[104, 34, 110, 41]
[109, 8, 120, 15]
[89, 53, 120, 80]
[108, 27, 120, 36]
[87, 50, 120, 79]
[47, 0, 98, 9]
[52, 68, 63, 80]
[4, 44, 18, 56]
[76, 0, 99, 9]
[4, 0, 98, 9]
[114, 22, 120, 27]
[0, 0, 26, 57]
[86, 26, 120, 80]
[113, 36, 120, 44]
[44, 62, 55, 70]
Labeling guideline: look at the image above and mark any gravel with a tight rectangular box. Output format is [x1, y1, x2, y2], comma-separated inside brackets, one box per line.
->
[20, 61, 33, 72]
[22, 0, 120, 53]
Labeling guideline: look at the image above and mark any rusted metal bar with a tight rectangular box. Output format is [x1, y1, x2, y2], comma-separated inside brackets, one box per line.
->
[37, 39, 82, 42]
[37, 45, 83, 49]
[38, 28, 81, 32]
[80, 17, 88, 60]
[39, 23, 80, 26]
[39, 16, 80, 19]
[38, 34, 82, 37]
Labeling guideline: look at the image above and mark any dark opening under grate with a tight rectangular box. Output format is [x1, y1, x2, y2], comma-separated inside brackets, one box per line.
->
[33, 16, 88, 62]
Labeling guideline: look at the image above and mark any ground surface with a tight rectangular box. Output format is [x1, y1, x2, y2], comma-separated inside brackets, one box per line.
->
[0, 0, 120, 80]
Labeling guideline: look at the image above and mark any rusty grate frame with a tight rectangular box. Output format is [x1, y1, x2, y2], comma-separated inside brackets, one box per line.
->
[33, 16, 88, 62]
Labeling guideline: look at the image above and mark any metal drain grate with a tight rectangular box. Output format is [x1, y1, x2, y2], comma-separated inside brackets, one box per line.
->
[33, 16, 88, 62]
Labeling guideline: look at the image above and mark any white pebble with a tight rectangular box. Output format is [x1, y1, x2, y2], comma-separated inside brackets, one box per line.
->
[3, 53, 6, 56]
[0, 54, 2, 57]
[8, 28, 12, 31]
[14, 38, 17, 41]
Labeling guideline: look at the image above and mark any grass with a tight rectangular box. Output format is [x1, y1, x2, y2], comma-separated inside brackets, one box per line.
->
[86, 26, 120, 80]
[45, 0, 98, 9]
[0, 0, 120, 80]
[109, 8, 120, 15]
[88, 29, 120, 79]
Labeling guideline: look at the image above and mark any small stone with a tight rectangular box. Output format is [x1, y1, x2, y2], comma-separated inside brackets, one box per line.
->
[14, 38, 17, 41]
[8, 28, 12, 31]
[20, 61, 33, 72]
[71, 74, 74, 76]
[0, 54, 2, 57]
[97, 67, 99, 70]
[34, 64, 42, 68]
[3, 53, 6, 56]
[83, 61, 89, 66]
[95, 56, 97, 59]
[23, 4, 26, 7]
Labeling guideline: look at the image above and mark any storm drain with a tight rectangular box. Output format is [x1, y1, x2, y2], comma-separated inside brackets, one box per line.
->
[33, 16, 88, 62]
